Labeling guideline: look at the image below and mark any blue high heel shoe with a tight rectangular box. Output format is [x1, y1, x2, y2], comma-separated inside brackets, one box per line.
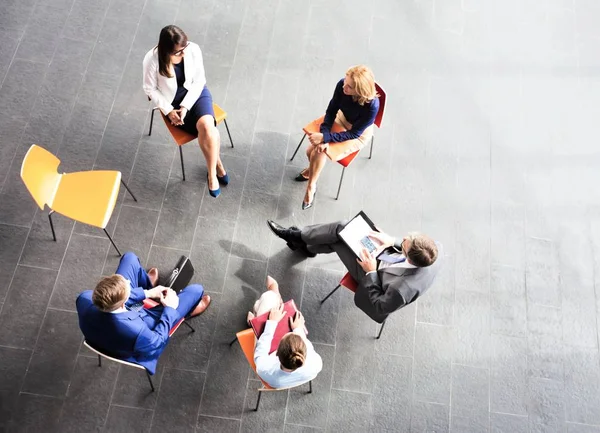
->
[207, 174, 221, 198]
[217, 172, 230, 186]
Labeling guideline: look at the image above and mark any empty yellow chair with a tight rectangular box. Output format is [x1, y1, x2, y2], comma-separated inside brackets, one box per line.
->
[20, 144, 137, 256]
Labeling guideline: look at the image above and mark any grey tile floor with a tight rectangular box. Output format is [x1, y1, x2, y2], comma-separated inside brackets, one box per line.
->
[1, 0, 600, 432]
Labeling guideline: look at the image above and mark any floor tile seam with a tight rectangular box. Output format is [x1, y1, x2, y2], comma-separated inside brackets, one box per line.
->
[489, 410, 528, 418]
[285, 421, 324, 429]
[87, 0, 145, 176]
[195, 212, 242, 427]
[102, 357, 122, 430]
[0, 203, 39, 323]
[0, 343, 32, 352]
[150, 241, 193, 254]
[47, 306, 77, 314]
[588, 217, 600, 376]
[11, 262, 58, 272]
[324, 283, 344, 431]
[197, 413, 241, 422]
[329, 387, 373, 396]
[149, 243, 192, 253]
[0, 0, 79, 194]
[146, 352, 169, 432]
[70, 231, 114, 241]
[238, 374, 256, 429]
[0, 0, 48, 89]
[18, 390, 64, 400]
[566, 421, 600, 427]
[220, 0, 249, 107]
[109, 402, 153, 412]
[97, 0, 157, 274]
[161, 365, 208, 375]
[145, 155, 175, 267]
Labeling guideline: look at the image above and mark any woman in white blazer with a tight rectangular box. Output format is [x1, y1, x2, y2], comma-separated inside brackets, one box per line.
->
[143, 25, 228, 198]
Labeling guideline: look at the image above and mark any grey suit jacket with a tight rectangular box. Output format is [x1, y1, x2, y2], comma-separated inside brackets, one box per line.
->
[354, 242, 443, 323]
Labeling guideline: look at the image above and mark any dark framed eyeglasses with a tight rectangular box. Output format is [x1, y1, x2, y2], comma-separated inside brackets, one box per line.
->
[173, 42, 190, 56]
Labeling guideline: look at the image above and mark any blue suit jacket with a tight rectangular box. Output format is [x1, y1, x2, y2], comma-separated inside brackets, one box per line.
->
[76, 287, 180, 374]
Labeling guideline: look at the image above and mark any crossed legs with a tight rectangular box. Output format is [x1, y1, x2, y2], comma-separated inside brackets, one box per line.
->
[301, 145, 329, 205]
[300, 220, 366, 282]
[196, 115, 226, 191]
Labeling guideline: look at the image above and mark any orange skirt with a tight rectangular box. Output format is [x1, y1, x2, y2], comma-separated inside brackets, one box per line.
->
[325, 110, 374, 162]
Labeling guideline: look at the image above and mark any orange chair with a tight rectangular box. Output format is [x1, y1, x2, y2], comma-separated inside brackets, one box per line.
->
[84, 311, 194, 392]
[20, 144, 137, 256]
[290, 83, 387, 199]
[148, 102, 234, 181]
[320, 272, 387, 339]
[230, 328, 313, 410]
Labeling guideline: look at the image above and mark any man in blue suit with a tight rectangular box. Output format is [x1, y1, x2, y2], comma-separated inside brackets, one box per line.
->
[76, 252, 211, 374]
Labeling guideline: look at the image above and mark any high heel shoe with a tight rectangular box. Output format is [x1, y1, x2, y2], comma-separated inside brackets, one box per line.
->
[302, 187, 317, 210]
[207, 174, 221, 198]
[217, 172, 230, 185]
[294, 169, 309, 182]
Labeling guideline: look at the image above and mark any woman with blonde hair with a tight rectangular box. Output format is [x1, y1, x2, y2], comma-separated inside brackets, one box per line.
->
[296, 65, 379, 209]
[143, 25, 228, 198]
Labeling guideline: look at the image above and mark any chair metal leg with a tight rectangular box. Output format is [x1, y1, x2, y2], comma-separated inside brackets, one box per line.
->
[320, 284, 341, 304]
[97, 355, 101, 367]
[290, 134, 306, 161]
[179, 146, 186, 181]
[308, 380, 312, 394]
[223, 119, 234, 148]
[146, 370, 155, 392]
[369, 135, 374, 159]
[376, 319, 386, 339]
[48, 211, 57, 241]
[149, 108, 156, 136]
[254, 390, 263, 411]
[103, 229, 122, 257]
[120, 179, 138, 202]
[183, 321, 195, 332]
[335, 167, 346, 200]
[229, 336, 238, 346]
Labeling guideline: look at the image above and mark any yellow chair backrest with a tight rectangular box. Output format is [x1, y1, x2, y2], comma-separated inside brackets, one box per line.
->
[236, 329, 273, 389]
[20, 144, 62, 210]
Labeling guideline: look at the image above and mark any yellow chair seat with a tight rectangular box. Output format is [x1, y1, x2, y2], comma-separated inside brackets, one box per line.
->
[213, 103, 227, 124]
[52, 171, 121, 229]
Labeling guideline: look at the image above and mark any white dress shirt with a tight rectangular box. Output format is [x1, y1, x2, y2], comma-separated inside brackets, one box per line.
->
[142, 42, 207, 115]
[254, 320, 323, 389]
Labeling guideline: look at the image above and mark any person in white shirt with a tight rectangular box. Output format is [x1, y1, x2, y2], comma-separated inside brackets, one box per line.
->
[143, 25, 228, 198]
[254, 304, 323, 389]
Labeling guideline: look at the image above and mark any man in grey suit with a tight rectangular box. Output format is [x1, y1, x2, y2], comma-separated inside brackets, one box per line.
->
[267, 220, 442, 324]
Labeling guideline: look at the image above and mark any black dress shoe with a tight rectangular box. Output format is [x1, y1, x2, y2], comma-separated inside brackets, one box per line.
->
[267, 220, 302, 244]
[266, 220, 316, 257]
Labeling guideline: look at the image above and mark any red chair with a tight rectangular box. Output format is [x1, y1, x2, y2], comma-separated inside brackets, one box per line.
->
[147, 100, 234, 181]
[290, 83, 387, 199]
[84, 299, 195, 392]
[320, 272, 386, 339]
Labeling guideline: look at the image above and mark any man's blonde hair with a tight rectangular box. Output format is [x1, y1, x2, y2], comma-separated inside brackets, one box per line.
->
[346, 65, 378, 105]
[92, 275, 129, 312]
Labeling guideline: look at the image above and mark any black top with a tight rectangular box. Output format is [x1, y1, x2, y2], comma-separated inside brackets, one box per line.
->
[172, 60, 187, 106]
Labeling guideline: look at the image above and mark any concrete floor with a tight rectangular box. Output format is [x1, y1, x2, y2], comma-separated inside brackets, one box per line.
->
[0, 0, 599, 432]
